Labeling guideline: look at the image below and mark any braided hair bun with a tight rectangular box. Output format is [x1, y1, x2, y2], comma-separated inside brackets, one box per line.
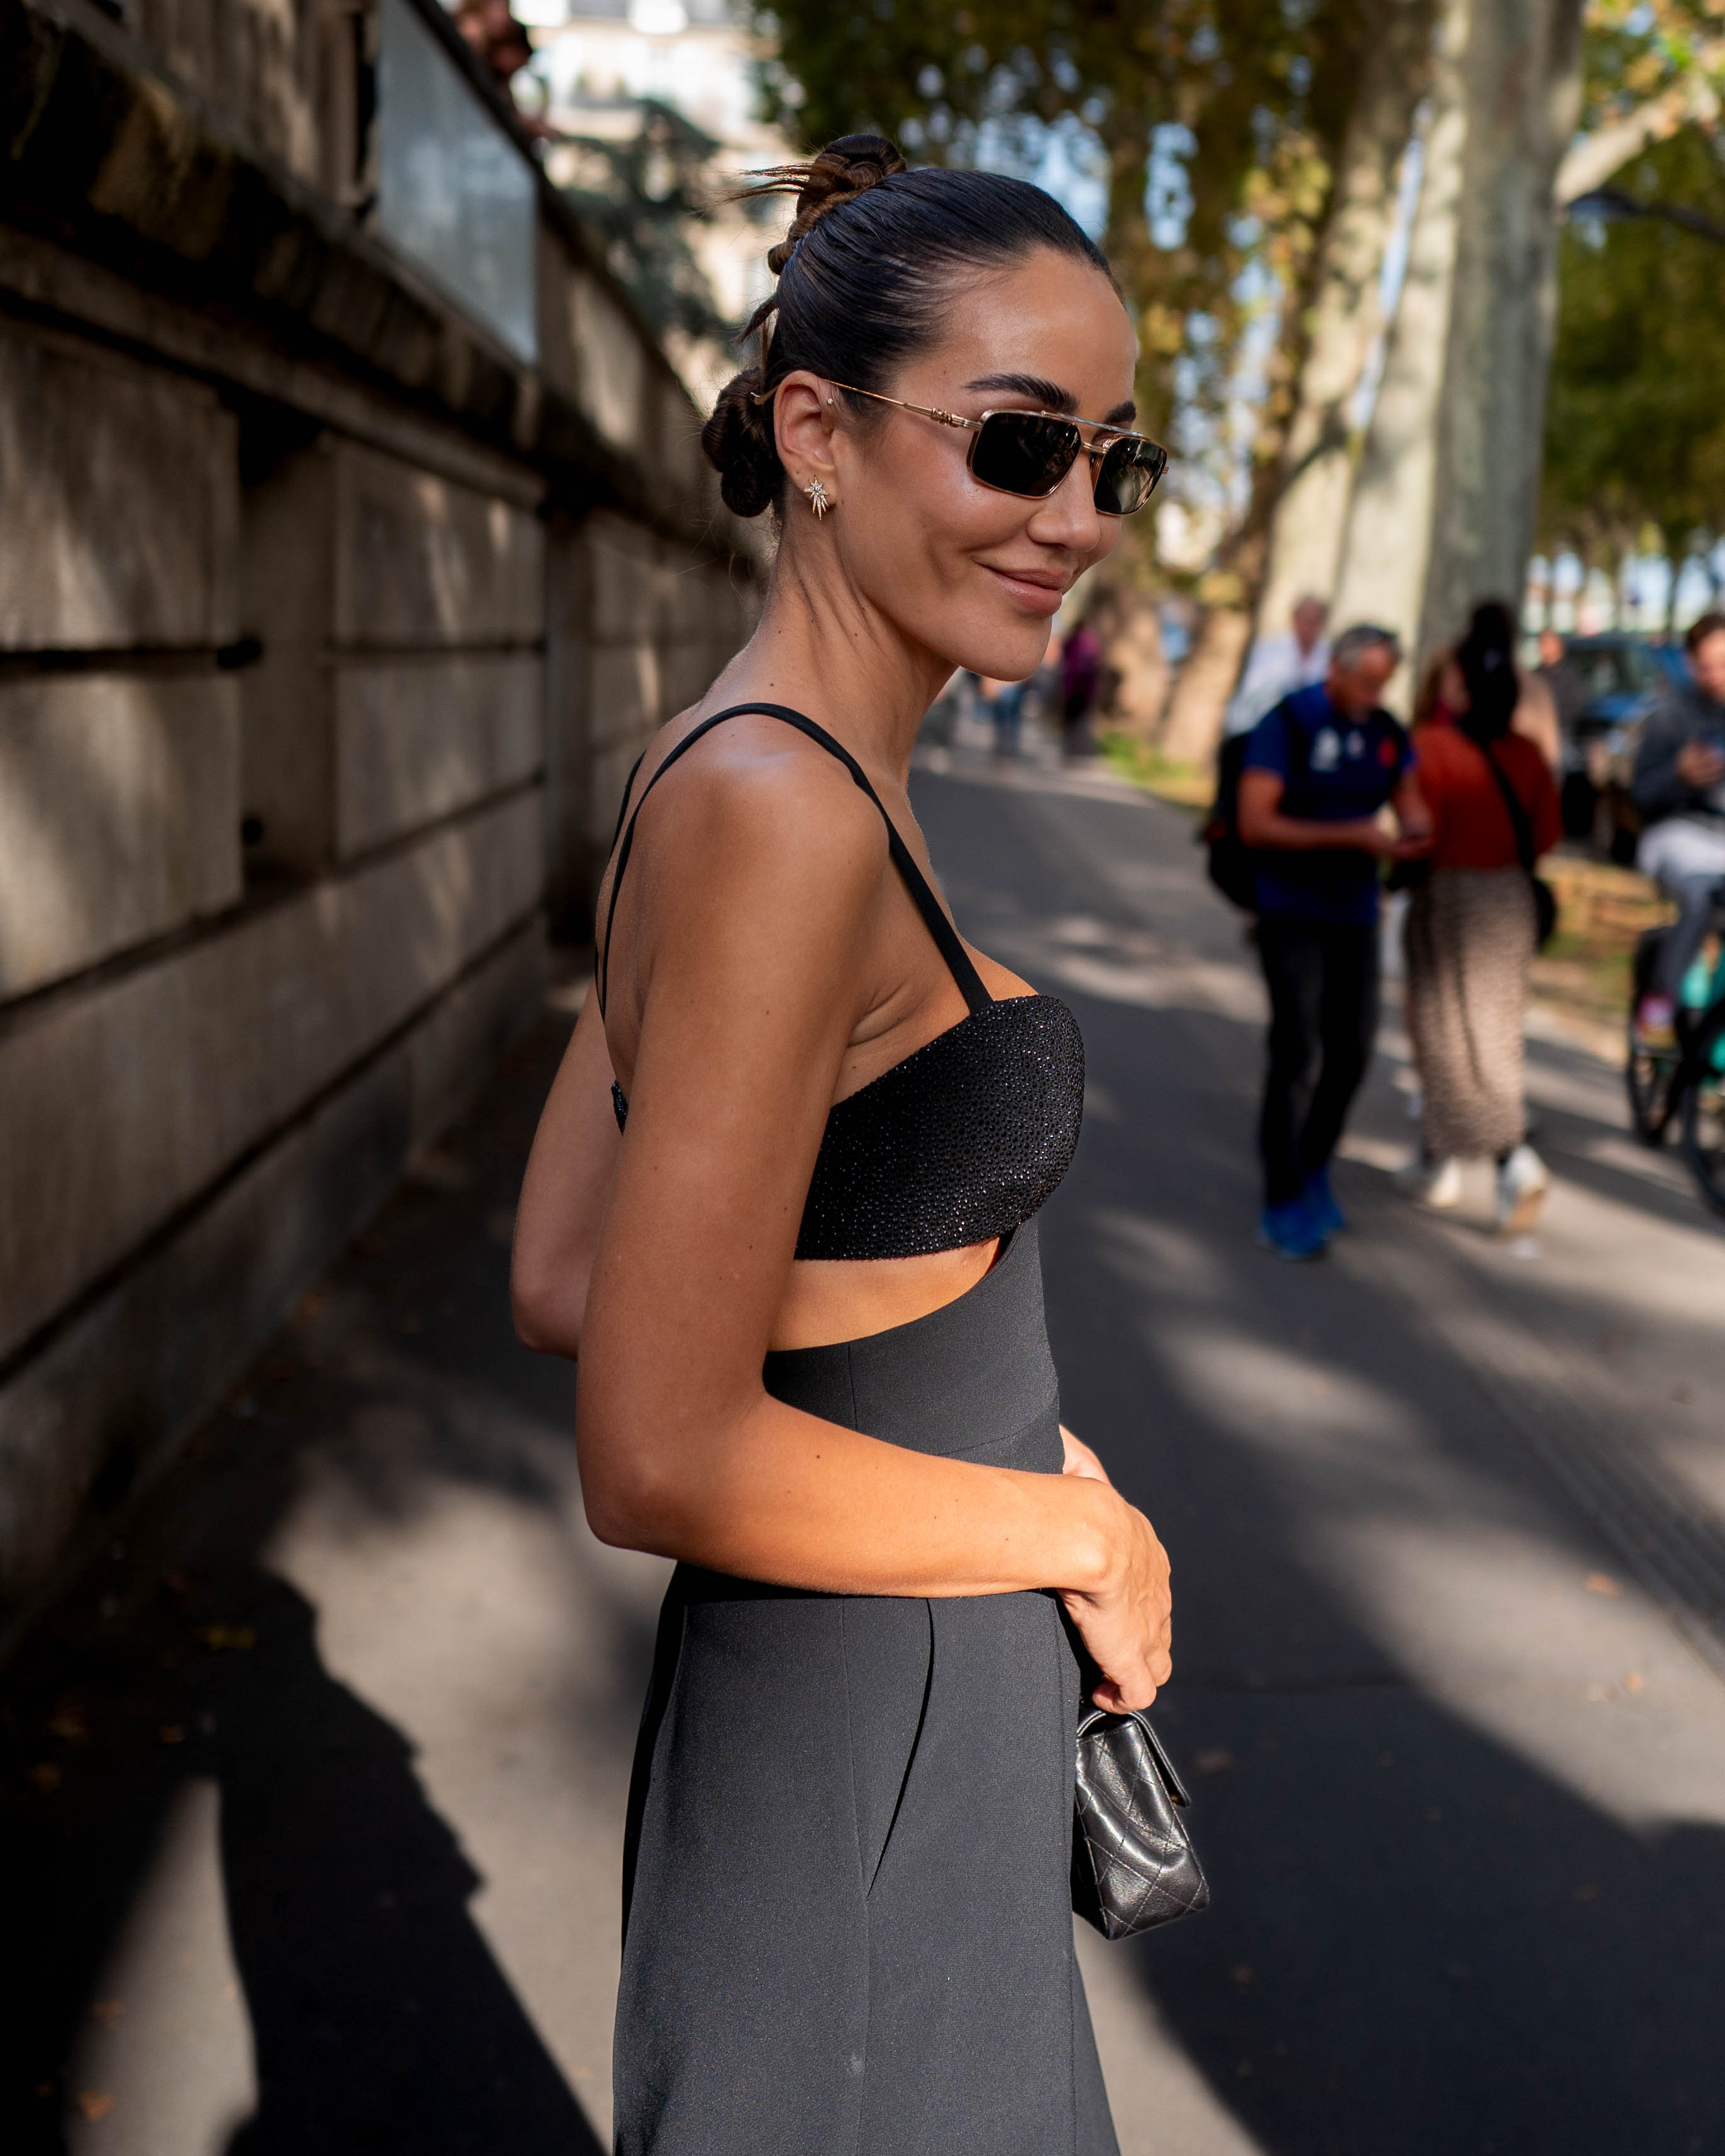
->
[764, 136, 908, 273]
[700, 135, 1113, 520]
[701, 137, 903, 519]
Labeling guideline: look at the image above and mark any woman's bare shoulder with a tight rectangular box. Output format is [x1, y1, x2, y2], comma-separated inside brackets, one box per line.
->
[612, 706, 893, 933]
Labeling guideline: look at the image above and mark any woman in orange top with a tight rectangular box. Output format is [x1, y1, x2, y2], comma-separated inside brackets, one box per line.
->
[1403, 602, 1563, 1232]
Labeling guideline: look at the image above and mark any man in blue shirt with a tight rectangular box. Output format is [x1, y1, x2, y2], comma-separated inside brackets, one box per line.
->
[1237, 624, 1431, 1258]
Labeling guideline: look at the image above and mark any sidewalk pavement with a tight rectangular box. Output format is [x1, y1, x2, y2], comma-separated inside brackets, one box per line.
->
[5, 754, 1725, 2155]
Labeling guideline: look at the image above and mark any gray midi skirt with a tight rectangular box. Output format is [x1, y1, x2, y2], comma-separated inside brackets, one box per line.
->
[613, 1220, 1120, 2155]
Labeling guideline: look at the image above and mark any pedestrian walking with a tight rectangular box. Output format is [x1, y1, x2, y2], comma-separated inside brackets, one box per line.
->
[982, 673, 1027, 757]
[1399, 603, 1562, 1232]
[1629, 611, 1725, 1049]
[1236, 624, 1432, 1258]
[511, 135, 1173, 2156]
[1223, 593, 1331, 740]
[1059, 610, 1104, 754]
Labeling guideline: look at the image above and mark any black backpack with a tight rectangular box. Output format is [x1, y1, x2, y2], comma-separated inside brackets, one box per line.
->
[1199, 698, 1320, 910]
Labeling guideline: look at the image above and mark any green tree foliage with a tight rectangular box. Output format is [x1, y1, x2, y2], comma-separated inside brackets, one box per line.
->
[748, 1, 1369, 465]
[558, 101, 736, 348]
[1542, 123, 1725, 604]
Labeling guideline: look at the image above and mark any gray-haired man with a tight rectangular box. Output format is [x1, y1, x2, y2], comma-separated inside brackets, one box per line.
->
[1236, 625, 1432, 1258]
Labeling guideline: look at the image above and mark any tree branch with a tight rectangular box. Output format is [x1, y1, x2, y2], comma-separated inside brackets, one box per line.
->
[1555, 66, 1722, 204]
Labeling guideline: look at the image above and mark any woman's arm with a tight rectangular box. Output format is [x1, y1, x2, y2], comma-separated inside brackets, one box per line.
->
[1390, 769, 1433, 847]
[511, 984, 624, 1358]
[567, 737, 1172, 1708]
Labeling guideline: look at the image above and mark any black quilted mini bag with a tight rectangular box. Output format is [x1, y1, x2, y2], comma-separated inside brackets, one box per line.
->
[1071, 1708, 1211, 1939]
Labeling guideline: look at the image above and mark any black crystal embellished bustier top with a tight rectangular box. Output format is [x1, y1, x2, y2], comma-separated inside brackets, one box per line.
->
[600, 703, 1084, 1262]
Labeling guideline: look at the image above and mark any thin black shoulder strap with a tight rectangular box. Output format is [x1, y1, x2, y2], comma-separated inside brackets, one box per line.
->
[596, 701, 991, 1018]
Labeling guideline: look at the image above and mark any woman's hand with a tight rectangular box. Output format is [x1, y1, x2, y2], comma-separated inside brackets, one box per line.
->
[1059, 1477, 1172, 1712]
[1060, 1424, 1112, 1486]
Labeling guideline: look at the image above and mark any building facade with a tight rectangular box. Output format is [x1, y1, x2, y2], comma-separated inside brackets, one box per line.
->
[0, 0, 761, 1626]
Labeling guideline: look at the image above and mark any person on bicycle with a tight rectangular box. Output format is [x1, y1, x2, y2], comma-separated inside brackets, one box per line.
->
[1631, 612, 1725, 1048]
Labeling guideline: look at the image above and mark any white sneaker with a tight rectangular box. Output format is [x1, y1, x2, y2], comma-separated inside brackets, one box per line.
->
[1494, 1143, 1550, 1235]
[1396, 1155, 1462, 1209]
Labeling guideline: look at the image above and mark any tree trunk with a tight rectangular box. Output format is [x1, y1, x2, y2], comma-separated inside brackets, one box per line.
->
[1329, 0, 1473, 713]
[1156, 604, 1255, 767]
[1252, 0, 1438, 641]
[1415, 0, 1586, 675]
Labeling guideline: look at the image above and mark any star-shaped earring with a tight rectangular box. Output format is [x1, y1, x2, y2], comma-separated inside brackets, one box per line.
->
[803, 476, 832, 519]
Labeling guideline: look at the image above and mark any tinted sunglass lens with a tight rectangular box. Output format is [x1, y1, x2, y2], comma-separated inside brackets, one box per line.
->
[970, 412, 1083, 498]
[1093, 436, 1167, 516]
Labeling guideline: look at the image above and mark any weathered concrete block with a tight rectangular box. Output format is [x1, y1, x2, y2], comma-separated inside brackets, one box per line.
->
[238, 435, 339, 876]
[0, 920, 544, 1612]
[651, 374, 706, 501]
[589, 643, 662, 751]
[336, 652, 543, 855]
[660, 641, 718, 727]
[0, 791, 543, 1365]
[0, 672, 241, 996]
[566, 271, 646, 456]
[334, 441, 543, 648]
[128, 0, 320, 179]
[0, 322, 238, 649]
[588, 737, 648, 853]
[587, 515, 659, 642]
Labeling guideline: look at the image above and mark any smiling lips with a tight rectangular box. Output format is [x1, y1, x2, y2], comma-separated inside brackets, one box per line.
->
[984, 564, 1071, 615]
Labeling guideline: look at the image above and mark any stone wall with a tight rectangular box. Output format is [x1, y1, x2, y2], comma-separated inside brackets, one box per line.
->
[0, 0, 761, 1622]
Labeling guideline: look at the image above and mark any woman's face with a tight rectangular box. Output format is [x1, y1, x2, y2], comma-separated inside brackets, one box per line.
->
[780, 248, 1140, 684]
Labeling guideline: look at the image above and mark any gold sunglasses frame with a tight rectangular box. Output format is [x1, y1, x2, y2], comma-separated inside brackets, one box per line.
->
[754, 375, 1168, 515]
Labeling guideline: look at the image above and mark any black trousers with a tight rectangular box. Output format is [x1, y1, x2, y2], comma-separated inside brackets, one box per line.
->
[1256, 911, 1379, 1206]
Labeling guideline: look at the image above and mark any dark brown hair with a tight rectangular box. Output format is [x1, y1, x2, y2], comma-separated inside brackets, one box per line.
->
[1454, 600, 1520, 745]
[700, 135, 1115, 519]
[1685, 610, 1725, 656]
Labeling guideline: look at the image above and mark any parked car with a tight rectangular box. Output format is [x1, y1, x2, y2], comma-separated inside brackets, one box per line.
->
[1551, 633, 1687, 863]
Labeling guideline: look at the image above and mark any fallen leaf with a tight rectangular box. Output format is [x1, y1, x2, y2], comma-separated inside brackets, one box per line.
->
[1194, 1747, 1234, 1774]
[76, 2091, 114, 2121]
[1584, 1573, 1621, 1598]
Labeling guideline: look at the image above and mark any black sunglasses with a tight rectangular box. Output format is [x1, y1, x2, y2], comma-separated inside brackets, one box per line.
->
[815, 379, 1169, 515]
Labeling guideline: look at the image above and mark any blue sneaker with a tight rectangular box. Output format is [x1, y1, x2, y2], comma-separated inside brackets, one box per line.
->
[1303, 1165, 1346, 1239]
[1257, 1193, 1328, 1260]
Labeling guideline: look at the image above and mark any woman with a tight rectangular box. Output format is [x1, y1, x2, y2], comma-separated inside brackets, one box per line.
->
[510, 136, 1173, 2156]
[1401, 602, 1562, 1231]
[1059, 610, 1105, 755]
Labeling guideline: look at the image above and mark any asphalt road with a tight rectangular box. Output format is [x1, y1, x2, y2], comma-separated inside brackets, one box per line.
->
[6, 748, 1725, 2155]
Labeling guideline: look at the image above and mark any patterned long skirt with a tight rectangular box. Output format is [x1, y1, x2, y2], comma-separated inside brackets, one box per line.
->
[1404, 866, 1536, 1161]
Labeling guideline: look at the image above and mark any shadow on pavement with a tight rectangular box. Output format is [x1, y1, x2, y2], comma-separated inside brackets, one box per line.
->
[0, 1021, 613, 2155]
[1047, 983, 1725, 2156]
[216, 1575, 604, 2156]
[915, 767, 1725, 2155]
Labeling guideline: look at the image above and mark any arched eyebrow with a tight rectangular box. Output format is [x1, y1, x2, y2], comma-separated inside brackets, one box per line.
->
[964, 373, 1138, 427]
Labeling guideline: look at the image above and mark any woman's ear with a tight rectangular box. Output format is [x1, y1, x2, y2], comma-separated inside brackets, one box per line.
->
[773, 371, 839, 507]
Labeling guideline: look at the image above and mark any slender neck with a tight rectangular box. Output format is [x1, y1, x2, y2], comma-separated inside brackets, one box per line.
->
[708, 526, 957, 786]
